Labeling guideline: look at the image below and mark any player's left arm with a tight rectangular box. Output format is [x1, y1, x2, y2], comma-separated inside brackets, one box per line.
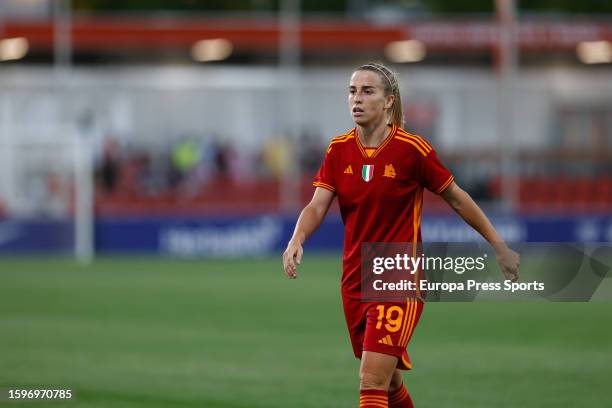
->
[440, 181, 520, 282]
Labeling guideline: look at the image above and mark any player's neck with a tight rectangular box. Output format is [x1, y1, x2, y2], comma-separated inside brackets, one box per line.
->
[357, 121, 390, 148]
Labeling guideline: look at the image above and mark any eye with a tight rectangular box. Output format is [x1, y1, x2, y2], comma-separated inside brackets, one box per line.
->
[349, 89, 356, 94]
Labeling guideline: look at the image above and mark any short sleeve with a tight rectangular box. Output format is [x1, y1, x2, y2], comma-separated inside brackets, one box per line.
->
[313, 149, 336, 193]
[420, 148, 454, 194]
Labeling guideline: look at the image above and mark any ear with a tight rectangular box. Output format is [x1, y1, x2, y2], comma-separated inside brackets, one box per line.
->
[384, 94, 395, 110]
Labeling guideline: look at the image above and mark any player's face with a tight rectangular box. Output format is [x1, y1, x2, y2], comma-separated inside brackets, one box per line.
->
[348, 70, 393, 127]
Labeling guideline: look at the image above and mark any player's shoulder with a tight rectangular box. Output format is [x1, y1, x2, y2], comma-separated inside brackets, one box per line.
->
[326, 128, 356, 153]
[394, 127, 434, 157]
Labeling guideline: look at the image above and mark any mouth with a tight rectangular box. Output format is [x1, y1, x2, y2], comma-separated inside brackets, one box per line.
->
[352, 107, 364, 115]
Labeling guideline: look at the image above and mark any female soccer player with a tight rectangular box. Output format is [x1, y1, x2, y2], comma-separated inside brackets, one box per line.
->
[282, 62, 519, 408]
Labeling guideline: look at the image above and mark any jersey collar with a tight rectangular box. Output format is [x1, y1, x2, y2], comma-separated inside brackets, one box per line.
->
[355, 124, 397, 159]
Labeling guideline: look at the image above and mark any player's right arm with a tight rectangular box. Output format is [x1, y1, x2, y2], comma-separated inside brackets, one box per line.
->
[282, 187, 335, 279]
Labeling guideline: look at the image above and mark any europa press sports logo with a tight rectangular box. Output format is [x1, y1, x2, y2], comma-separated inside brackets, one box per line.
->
[360, 242, 612, 302]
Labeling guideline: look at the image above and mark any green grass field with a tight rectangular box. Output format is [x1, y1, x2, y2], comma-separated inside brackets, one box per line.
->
[1, 256, 611, 407]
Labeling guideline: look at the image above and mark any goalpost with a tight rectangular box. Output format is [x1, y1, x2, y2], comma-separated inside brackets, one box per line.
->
[0, 98, 94, 263]
[73, 123, 95, 264]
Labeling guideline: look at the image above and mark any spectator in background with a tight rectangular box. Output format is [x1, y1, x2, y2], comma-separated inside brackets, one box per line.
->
[214, 141, 233, 179]
[99, 139, 120, 193]
[299, 129, 325, 176]
[172, 139, 201, 176]
[261, 135, 293, 178]
[0, 197, 6, 219]
[169, 139, 201, 190]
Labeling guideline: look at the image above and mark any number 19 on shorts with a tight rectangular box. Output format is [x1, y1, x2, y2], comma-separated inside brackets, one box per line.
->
[375, 305, 404, 332]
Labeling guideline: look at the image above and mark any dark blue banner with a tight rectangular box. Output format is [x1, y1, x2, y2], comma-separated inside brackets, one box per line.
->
[0, 215, 611, 255]
[0, 219, 74, 253]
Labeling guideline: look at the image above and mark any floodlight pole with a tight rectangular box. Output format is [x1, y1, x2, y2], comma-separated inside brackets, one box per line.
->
[279, 0, 301, 213]
[54, 0, 72, 76]
[0, 2, 10, 216]
[54, 0, 93, 264]
[495, 0, 519, 213]
[0, 0, 13, 216]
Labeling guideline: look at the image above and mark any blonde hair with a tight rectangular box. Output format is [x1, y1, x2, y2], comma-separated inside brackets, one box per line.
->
[356, 62, 404, 127]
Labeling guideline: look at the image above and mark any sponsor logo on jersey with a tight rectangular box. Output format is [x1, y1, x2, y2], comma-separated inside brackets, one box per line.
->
[383, 164, 396, 178]
[362, 165, 374, 182]
[377, 335, 394, 346]
[344, 165, 353, 174]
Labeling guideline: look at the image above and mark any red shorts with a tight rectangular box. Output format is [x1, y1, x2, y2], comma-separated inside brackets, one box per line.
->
[342, 294, 424, 370]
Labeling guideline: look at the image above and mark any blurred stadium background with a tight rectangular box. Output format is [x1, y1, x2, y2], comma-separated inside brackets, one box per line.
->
[0, 1, 611, 407]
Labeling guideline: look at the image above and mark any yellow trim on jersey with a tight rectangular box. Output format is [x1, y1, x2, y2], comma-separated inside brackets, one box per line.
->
[359, 397, 388, 402]
[397, 299, 411, 347]
[329, 135, 353, 145]
[398, 299, 415, 347]
[326, 129, 356, 153]
[397, 299, 410, 344]
[371, 125, 397, 158]
[360, 396, 388, 401]
[435, 175, 454, 194]
[331, 128, 355, 141]
[395, 136, 428, 156]
[399, 299, 418, 347]
[355, 125, 397, 159]
[359, 402, 387, 408]
[390, 387, 409, 404]
[412, 188, 423, 300]
[359, 397, 388, 403]
[401, 353, 413, 369]
[312, 181, 335, 192]
[359, 401, 387, 406]
[391, 386, 409, 400]
[327, 135, 354, 153]
[401, 300, 418, 347]
[412, 188, 422, 245]
[355, 135, 368, 157]
[397, 129, 433, 152]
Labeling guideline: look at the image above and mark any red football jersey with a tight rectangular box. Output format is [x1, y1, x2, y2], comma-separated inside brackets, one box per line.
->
[314, 124, 454, 299]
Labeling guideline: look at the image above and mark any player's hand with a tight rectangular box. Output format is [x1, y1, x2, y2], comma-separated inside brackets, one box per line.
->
[495, 244, 520, 282]
[283, 239, 303, 279]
